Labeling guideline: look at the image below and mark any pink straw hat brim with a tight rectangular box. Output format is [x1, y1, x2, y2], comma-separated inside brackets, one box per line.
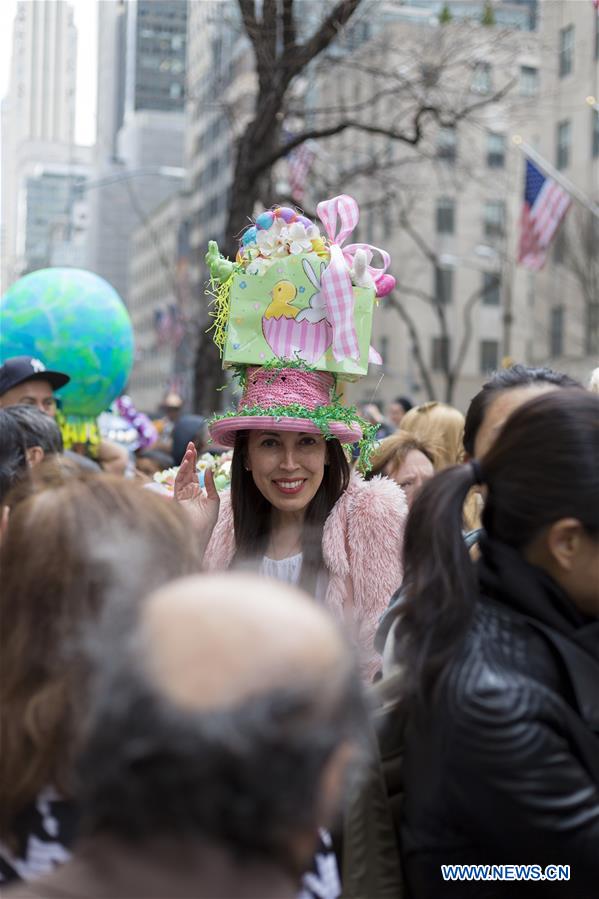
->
[209, 415, 362, 448]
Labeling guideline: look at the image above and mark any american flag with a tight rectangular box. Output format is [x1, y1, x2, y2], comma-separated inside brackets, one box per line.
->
[288, 141, 317, 201]
[517, 158, 571, 271]
[154, 308, 172, 346]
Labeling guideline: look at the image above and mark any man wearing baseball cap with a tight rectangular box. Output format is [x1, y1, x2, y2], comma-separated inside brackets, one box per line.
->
[0, 356, 70, 418]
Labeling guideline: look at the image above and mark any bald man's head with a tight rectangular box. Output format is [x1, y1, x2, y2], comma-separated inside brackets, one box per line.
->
[139, 573, 351, 713]
[78, 572, 364, 867]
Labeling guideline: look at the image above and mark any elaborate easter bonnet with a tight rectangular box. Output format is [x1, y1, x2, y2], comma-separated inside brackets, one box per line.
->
[210, 365, 364, 447]
[206, 195, 395, 467]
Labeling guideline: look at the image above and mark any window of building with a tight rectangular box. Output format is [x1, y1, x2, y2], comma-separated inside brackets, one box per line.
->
[487, 132, 505, 168]
[366, 210, 374, 244]
[437, 126, 457, 163]
[559, 25, 574, 77]
[483, 200, 505, 240]
[208, 196, 219, 218]
[436, 197, 455, 234]
[482, 271, 500, 306]
[434, 265, 453, 305]
[550, 306, 564, 357]
[472, 61, 492, 94]
[431, 336, 450, 372]
[480, 339, 499, 374]
[519, 65, 539, 96]
[587, 303, 599, 355]
[380, 336, 389, 368]
[556, 120, 571, 170]
[382, 203, 392, 239]
[593, 109, 599, 159]
[553, 225, 567, 264]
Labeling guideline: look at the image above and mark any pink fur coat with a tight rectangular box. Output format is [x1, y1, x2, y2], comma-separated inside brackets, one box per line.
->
[204, 474, 407, 680]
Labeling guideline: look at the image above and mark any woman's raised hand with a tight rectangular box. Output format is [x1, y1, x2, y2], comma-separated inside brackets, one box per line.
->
[174, 442, 220, 559]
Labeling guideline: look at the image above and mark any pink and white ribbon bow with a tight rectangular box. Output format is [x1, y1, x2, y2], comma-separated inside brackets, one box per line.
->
[317, 195, 394, 363]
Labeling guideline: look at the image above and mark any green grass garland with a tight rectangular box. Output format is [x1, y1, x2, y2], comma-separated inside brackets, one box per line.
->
[210, 400, 378, 473]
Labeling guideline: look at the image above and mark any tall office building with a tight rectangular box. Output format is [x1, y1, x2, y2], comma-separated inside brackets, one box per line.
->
[126, 0, 187, 113]
[1, 0, 85, 290]
[6, 0, 77, 146]
[18, 161, 92, 273]
[94, 0, 127, 162]
[86, 0, 187, 306]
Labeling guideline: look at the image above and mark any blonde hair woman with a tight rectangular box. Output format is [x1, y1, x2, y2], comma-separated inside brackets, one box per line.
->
[399, 401, 465, 470]
[400, 401, 481, 528]
[366, 432, 435, 509]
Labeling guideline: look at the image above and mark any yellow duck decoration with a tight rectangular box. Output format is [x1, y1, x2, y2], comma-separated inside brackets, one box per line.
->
[263, 280, 299, 320]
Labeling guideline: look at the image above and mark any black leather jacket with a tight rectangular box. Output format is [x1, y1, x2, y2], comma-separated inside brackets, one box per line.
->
[399, 538, 599, 898]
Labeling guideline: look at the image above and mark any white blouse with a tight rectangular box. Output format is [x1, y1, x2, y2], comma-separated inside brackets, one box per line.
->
[260, 552, 303, 584]
[260, 552, 328, 601]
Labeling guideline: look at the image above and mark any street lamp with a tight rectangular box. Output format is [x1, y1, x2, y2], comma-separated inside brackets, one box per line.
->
[73, 165, 186, 194]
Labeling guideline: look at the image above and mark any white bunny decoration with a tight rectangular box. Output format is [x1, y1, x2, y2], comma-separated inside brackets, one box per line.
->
[350, 248, 376, 290]
[296, 259, 329, 324]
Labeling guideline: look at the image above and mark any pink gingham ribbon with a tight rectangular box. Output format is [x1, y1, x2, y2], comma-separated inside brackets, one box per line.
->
[317, 195, 391, 362]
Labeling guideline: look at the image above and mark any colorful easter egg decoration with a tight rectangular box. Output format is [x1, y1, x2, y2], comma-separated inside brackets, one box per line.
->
[255, 211, 274, 230]
[242, 226, 258, 246]
[277, 207, 297, 223]
[375, 273, 396, 298]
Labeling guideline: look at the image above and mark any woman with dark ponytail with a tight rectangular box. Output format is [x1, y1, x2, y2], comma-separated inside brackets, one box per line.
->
[388, 390, 599, 897]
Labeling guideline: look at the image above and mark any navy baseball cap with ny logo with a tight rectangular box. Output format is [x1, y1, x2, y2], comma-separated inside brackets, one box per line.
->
[0, 356, 70, 396]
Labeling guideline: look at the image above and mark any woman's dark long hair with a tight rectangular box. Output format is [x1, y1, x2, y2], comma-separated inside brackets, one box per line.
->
[230, 431, 350, 594]
[396, 390, 599, 699]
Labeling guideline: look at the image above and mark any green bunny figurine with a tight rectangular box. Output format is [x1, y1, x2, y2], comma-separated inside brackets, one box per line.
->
[206, 240, 235, 283]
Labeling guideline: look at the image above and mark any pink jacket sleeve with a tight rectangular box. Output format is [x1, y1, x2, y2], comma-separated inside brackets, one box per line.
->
[324, 475, 407, 681]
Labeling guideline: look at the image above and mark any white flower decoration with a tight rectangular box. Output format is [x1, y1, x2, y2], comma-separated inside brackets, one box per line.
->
[286, 222, 313, 255]
[256, 228, 278, 257]
[247, 256, 274, 275]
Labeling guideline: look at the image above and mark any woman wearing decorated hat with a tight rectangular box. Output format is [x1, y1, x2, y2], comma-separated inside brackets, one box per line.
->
[175, 197, 406, 680]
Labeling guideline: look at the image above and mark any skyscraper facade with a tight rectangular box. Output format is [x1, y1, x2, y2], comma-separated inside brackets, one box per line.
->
[85, 0, 187, 305]
[127, 0, 187, 113]
[1, 0, 83, 290]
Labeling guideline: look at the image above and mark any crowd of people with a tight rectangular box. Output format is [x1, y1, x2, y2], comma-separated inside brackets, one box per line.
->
[0, 351, 598, 898]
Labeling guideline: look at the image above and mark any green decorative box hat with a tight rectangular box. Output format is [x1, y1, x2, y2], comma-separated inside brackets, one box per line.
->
[206, 197, 396, 469]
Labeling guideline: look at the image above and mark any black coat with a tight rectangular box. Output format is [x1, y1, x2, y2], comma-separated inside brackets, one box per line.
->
[399, 538, 599, 898]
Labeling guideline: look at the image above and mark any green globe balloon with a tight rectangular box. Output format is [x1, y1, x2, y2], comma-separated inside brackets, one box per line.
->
[0, 268, 134, 419]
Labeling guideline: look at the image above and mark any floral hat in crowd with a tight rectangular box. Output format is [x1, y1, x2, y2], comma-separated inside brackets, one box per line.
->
[205, 195, 396, 469]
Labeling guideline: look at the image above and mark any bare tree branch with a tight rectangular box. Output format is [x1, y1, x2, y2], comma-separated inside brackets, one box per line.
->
[282, 0, 296, 53]
[251, 75, 515, 177]
[399, 214, 438, 268]
[448, 275, 500, 400]
[251, 105, 437, 175]
[261, 0, 277, 71]
[394, 282, 436, 308]
[238, 0, 258, 50]
[288, 0, 363, 79]
[386, 295, 437, 400]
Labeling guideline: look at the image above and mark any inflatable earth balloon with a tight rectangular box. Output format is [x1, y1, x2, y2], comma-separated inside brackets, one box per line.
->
[0, 268, 134, 442]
